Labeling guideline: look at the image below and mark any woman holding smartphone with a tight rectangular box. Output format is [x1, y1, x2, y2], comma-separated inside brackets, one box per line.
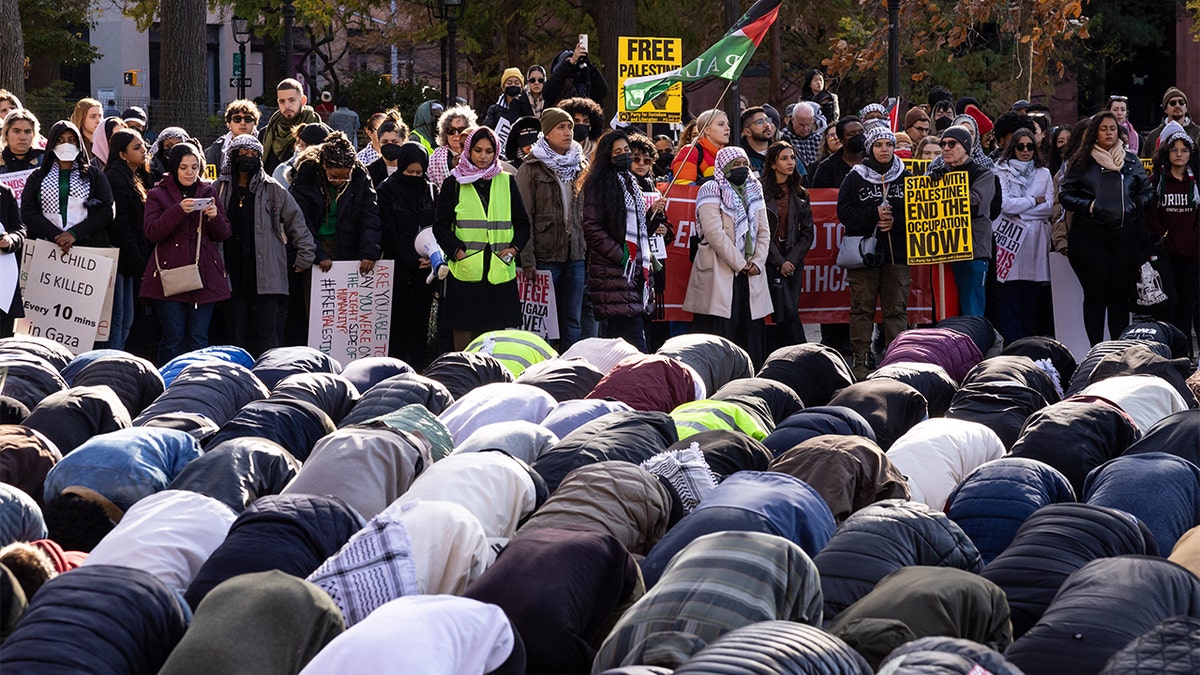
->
[141, 142, 231, 364]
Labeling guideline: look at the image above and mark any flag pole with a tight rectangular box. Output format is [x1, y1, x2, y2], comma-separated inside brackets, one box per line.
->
[658, 77, 737, 205]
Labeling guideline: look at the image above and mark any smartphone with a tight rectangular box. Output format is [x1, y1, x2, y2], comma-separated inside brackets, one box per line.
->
[191, 197, 214, 210]
[579, 34, 588, 51]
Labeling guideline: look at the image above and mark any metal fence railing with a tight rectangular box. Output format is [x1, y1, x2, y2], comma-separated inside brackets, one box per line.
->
[25, 97, 227, 146]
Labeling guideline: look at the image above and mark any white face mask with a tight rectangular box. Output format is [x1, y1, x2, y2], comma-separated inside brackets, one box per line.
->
[52, 143, 80, 163]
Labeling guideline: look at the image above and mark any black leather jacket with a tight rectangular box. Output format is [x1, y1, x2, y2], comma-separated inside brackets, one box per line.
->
[1059, 150, 1155, 233]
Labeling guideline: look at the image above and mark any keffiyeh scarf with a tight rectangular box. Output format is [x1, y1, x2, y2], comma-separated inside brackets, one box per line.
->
[698, 146, 766, 260]
[620, 171, 654, 312]
[640, 443, 719, 513]
[529, 137, 583, 183]
[39, 163, 90, 230]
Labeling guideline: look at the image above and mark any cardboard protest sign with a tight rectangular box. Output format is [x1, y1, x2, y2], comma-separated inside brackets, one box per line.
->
[0, 169, 35, 206]
[516, 269, 560, 339]
[659, 186, 933, 323]
[617, 37, 684, 124]
[307, 260, 394, 363]
[14, 240, 116, 354]
[903, 172, 973, 265]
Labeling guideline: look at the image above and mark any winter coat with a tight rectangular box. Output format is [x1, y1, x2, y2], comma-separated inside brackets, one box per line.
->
[167, 437, 301, 514]
[586, 354, 701, 413]
[0, 353, 64, 410]
[581, 178, 655, 319]
[21, 153, 114, 248]
[756, 343, 854, 407]
[203, 399, 334, 461]
[662, 428, 774, 478]
[422, 350, 513, 400]
[141, 174, 232, 304]
[1126, 409, 1200, 466]
[134, 361, 269, 428]
[827, 379, 929, 451]
[1005, 556, 1200, 675]
[104, 164, 150, 276]
[682, 196, 772, 320]
[437, 382, 557, 445]
[181, 493, 363, 610]
[1059, 149, 1155, 235]
[878, 328, 983, 384]
[1066, 338, 1173, 395]
[983, 503, 1157, 639]
[836, 165, 910, 265]
[639, 471, 835, 588]
[658, 333, 755, 395]
[868, 362, 959, 417]
[769, 434, 910, 523]
[531, 410, 678, 493]
[0, 482, 45, 545]
[710, 377, 804, 425]
[944, 381, 1049, 449]
[71, 353, 164, 417]
[514, 155, 586, 266]
[814, 499, 982, 620]
[514, 358, 604, 402]
[765, 186, 815, 269]
[0, 425, 61, 504]
[1002, 335, 1078, 391]
[962, 355, 1062, 405]
[216, 170, 316, 295]
[1009, 399, 1141, 496]
[340, 373, 454, 426]
[269, 372, 360, 425]
[251, 346, 342, 390]
[289, 157, 382, 263]
[945, 457, 1075, 564]
[1083, 452, 1200, 555]
[543, 52, 608, 107]
[762, 406, 877, 455]
[1100, 616, 1200, 674]
[22, 384, 132, 456]
[157, 345, 255, 387]
[672, 621, 872, 675]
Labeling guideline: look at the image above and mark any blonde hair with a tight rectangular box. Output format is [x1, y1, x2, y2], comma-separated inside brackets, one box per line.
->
[70, 98, 102, 137]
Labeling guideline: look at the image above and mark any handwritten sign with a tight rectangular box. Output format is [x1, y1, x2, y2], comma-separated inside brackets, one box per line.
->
[516, 269, 559, 339]
[14, 240, 116, 353]
[0, 169, 35, 206]
[307, 260, 394, 363]
[617, 36, 683, 124]
[903, 172, 973, 265]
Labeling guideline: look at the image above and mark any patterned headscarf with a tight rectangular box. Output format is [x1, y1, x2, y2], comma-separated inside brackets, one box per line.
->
[148, 127, 189, 164]
[220, 135, 264, 176]
[451, 127, 502, 184]
[699, 146, 766, 259]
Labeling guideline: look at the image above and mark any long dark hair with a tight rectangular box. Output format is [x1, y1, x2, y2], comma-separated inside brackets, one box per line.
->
[579, 129, 632, 234]
[999, 129, 1045, 168]
[1065, 111, 1122, 178]
[763, 141, 808, 200]
[1152, 134, 1198, 178]
[104, 128, 148, 201]
[800, 68, 825, 100]
[166, 142, 203, 190]
[37, 120, 91, 178]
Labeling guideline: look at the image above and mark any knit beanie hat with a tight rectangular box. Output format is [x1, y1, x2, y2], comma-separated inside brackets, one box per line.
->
[1163, 87, 1189, 108]
[963, 104, 994, 135]
[904, 107, 929, 129]
[540, 107, 572, 135]
[298, 122, 333, 147]
[501, 67, 524, 87]
[941, 126, 973, 154]
[865, 125, 897, 150]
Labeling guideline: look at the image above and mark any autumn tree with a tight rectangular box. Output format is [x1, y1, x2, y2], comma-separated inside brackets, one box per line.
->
[0, 0, 25, 99]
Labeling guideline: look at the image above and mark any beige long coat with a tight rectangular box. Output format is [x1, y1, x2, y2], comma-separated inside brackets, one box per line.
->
[682, 199, 772, 320]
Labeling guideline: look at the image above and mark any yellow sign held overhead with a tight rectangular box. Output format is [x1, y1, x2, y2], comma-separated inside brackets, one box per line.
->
[903, 172, 973, 265]
[617, 37, 683, 124]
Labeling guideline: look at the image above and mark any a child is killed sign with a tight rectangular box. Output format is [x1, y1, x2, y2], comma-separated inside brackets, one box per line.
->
[14, 240, 115, 353]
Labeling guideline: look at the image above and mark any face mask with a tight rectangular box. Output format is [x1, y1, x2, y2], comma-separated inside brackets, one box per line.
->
[573, 124, 590, 142]
[504, 85, 522, 98]
[727, 166, 750, 185]
[656, 152, 674, 166]
[381, 144, 404, 162]
[52, 143, 80, 163]
[233, 155, 262, 174]
[935, 117, 952, 133]
[611, 153, 631, 171]
[845, 134, 867, 155]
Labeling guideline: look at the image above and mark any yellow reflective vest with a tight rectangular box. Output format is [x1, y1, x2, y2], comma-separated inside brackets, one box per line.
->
[447, 173, 517, 284]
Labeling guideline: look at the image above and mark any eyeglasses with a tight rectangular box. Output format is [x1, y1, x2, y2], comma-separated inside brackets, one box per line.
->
[1168, 99, 1187, 107]
[1170, 147, 1192, 154]
[750, 118, 770, 127]
[527, 78, 545, 84]
[447, 127, 468, 136]
[1016, 143, 1036, 151]
[229, 115, 256, 123]
[1109, 95, 1128, 102]
[939, 140, 959, 148]
[912, 125, 930, 133]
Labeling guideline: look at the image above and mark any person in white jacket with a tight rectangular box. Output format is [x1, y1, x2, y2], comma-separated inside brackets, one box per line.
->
[993, 128, 1055, 341]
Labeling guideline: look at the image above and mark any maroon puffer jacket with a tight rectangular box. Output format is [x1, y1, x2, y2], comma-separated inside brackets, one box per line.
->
[140, 175, 231, 305]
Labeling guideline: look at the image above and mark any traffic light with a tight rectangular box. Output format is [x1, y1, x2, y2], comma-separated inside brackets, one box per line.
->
[381, 74, 392, 84]
[123, 71, 141, 86]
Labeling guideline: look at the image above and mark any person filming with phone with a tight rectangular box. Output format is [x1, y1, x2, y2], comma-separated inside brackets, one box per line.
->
[544, 34, 609, 108]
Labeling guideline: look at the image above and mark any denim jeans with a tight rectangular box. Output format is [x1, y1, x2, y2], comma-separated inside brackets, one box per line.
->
[106, 275, 136, 352]
[539, 260, 584, 349]
[951, 259, 989, 317]
[156, 301, 215, 365]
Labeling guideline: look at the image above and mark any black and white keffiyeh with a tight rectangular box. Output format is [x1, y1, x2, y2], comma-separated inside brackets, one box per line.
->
[640, 442, 719, 513]
[529, 137, 583, 183]
[306, 511, 420, 627]
[39, 163, 90, 230]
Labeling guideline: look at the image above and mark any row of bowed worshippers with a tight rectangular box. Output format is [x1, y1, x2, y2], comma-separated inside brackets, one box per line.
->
[0, 315, 1199, 673]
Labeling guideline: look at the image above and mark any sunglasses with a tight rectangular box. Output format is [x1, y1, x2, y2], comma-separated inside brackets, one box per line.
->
[1168, 99, 1187, 107]
[632, 156, 653, 165]
[1109, 95, 1128, 102]
[527, 78, 545, 84]
[1016, 143, 1036, 151]
[229, 115, 256, 123]
[448, 126, 468, 136]
[939, 140, 959, 148]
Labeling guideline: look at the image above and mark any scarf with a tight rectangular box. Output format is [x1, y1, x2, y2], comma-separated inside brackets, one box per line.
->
[529, 137, 582, 183]
[261, 106, 321, 161]
[698, 146, 767, 261]
[451, 128, 502, 184]
[852, 155, 906, 185]
[620, 171, 654, 311]
[40, 163, 90, 230]
[427, 145, 455, 186]
[997, 159, 1036, 198]
[1091, 141, 1126, 172]
[148, 127, 189, 168]
[640, 443, 719, 513]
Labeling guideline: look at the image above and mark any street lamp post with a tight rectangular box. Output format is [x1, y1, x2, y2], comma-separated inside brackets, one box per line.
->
[232, 16, 251, 100]
[283, 0, 296, 80]
[887, 0, 901, 100]
[439, 0, 465, 105]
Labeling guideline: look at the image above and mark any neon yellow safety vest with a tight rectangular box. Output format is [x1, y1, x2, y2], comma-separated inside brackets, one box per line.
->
[671, 399, 771, 441]
[466, 330, 558, 377]
[412, 131, 434, 155]
[448, 172, 516, 285]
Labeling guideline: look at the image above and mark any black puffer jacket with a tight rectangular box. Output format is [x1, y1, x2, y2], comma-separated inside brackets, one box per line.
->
[673, 621, 872, 675]
[1100, 616, 1200, 674]
[1059, 149, 1155, 234]
[340, 372, 454, 426]
[167, 437, 302, 513]
[203, 399, 334, 461]
[581, 177, 652, 320]
[71, 354, 164, 417]
[252, 346, 342, 391]
[532, 410, 678, 493]
[289, 154, 382, 263]
[134, 362, 270, 428]
[268, 372, 360, 425]
[104, 163, 151, 276]
[814, 499, 982, 620]
[22, 385, 132, 455]
[658, 334, 755, 395]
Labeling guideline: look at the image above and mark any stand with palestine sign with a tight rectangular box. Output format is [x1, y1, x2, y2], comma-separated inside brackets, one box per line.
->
[617, 37, 683, 124]
[903, 172, 973, 265]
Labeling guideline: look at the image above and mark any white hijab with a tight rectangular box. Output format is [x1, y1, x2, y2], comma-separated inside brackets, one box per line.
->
[298, 595, 517, 675]
[395, 451, 537, 540]
[1080, 375, 1189, 434]
[83, 490, 237, 594]
[886, 418, 1006, 511]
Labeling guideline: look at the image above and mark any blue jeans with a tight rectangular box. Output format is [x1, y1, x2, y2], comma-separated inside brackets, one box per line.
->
[156, 301, 215, 365]
[951, 259, 989, 317]
[540, 260, 584, 349]
[106, 275, 136, 352]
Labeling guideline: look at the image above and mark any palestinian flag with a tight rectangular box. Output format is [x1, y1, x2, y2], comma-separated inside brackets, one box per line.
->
[623, 0, 781, 112]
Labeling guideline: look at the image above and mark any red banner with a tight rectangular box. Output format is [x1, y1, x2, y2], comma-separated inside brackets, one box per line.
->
[657, 186, 933, 324]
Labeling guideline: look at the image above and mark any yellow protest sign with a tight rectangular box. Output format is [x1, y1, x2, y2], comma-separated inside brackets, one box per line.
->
[205, 162, 218, 181]
[1141, 158, 1153, 173]
[903, 158, 930, 175]
[904, 172, 973, 265]
[617, 37, 683, 124]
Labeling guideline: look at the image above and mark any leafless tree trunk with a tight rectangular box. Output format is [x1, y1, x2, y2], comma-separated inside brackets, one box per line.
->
[0, 0, 25, 100]
[581, 0, 634, 116]
[159, 0, 208, 134]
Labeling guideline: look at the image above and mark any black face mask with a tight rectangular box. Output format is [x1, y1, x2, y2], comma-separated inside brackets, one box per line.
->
[233, 155, 262, 174]
[845, 134, 867, 155]
[573, 124, 590, 142]
[504, 85, 522, 98]
[381, 144, 404, 162]
[611, 153, 631, 172]
[727, 166, 750, 185]
[935, 116, 952, 132]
